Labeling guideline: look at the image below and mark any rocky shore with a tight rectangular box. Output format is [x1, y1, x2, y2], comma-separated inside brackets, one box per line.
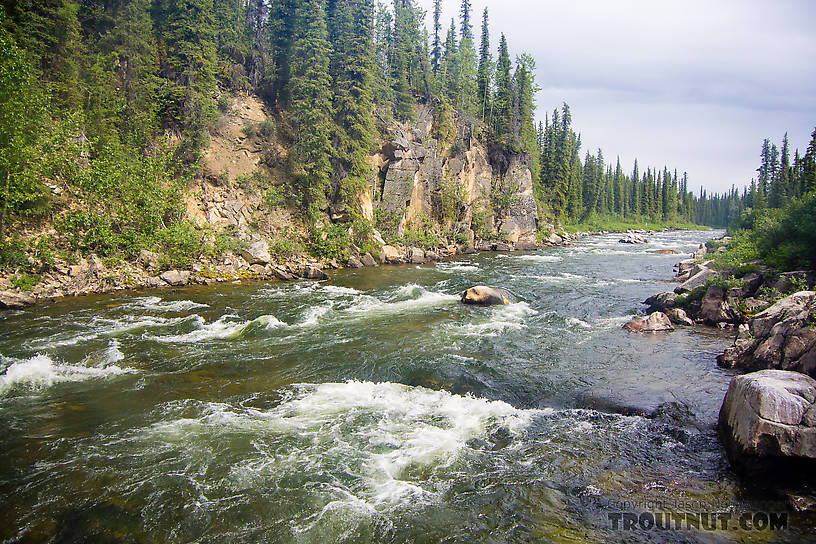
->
[0, 229, 596, 311]
[639, 235, 816, 484]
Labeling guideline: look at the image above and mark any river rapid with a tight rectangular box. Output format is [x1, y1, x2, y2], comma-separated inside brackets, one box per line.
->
[1, 230, 812, 543]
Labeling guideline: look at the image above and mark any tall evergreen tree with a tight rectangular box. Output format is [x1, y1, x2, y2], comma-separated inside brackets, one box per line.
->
[476, 7, 491, 122]
[289, 0, 334, 215]
[492, 33, 512, 140]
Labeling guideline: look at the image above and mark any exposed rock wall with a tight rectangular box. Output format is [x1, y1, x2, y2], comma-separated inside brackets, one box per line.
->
[373, 104, 539, 245]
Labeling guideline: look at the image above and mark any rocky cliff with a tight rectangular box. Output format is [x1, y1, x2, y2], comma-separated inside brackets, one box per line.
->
[371, 104, 539, 247]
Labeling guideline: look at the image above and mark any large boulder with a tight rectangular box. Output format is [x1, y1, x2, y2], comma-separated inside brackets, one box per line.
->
[700, 286, 740, 324]
[718, 291, 816, 376]
[623, 312, 675, 333]
[239, 239, 271, 265]
[361, 253, 377, 267]
[667, 308, 695, 326]
[0, 290, 36, 310]
[380, 245, 404, 264]
[676, 259, 696, 277]
[718, 370, 816, 475]
[643, 292, 677, 313]
[675, 267, 716, 294]
[409, 247, 426, 264]
[159, 270, 190, 286]
[461, 286, 515, 306]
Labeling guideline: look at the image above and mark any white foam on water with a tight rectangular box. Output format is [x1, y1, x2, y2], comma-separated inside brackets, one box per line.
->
[146, 313, 288, 343]
[126, 296, 209, 312]
[435, 262, 481, 273]
[566, 317, 592, 329]
[451, 302, 538, 337]
[24, 314, 200, 350]
[298, 303, 333, 327]
[320, 285, 361, 296]
[0, 353, 133, 394]
[149, 382, 534, 508]
[343, 285, 459, 318]
[509, 254, 563, 263]
[104, 339, 125, 364]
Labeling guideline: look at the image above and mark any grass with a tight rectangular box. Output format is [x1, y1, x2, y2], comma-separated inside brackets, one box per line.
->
[562, 214, 710, 234]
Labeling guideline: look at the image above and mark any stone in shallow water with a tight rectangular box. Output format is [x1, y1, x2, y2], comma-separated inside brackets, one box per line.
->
[623, 312, 674, 333]
[461, 286, 514, 306]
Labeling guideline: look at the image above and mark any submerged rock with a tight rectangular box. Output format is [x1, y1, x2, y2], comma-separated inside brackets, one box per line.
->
[623, 312, 674, 333]
[718, 369, 816, 476]
[461, 286, 514, 306]
[648, 249, 680, 255]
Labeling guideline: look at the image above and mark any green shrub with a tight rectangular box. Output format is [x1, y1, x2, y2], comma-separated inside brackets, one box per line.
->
[155, 221, 202, 269]
[374, 208, 402, 244]
[309, 223, 350, 260]
[403, 213, 441, 249]
[10, 273, 40, 291]
[454, 233, 469, 245]
[0, 238, 29, 270]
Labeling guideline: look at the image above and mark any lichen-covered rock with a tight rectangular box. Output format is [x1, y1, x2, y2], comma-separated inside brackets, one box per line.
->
[623, 312, 675, 333]
[718, 291, 816, 377]
[718, 369, 816, 475]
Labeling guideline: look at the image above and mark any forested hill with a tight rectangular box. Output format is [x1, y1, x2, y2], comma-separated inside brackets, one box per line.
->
[2, 0, 809, 291]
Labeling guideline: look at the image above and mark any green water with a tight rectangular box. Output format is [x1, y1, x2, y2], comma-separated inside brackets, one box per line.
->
[1, 231, 812, 543]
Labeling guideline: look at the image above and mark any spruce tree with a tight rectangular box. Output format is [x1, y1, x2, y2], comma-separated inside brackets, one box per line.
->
[476, 8, 491, 122]
[289, 0, 334, 216]
[431, 0, 442, 75]
[492, 33, 512, 141]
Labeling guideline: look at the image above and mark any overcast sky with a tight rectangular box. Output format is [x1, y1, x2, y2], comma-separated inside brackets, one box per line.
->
[414, 0, 816, 194]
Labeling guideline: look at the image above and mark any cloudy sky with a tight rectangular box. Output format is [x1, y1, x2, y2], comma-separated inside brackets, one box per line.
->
[415, 0, 816, 194]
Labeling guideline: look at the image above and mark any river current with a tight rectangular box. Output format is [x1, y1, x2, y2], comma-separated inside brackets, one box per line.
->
[1, 231, 812, 543]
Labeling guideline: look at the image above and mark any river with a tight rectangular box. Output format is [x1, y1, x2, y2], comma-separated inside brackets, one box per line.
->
[1, 230, 811, 543]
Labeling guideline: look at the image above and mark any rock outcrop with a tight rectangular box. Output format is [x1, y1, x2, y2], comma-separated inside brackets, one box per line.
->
[0, 290, 36, 310]
[461, 286, 514, 306]
[718, 369, 816, 475]
[623, 312, 674, 333]
[718, 291, 816, 376]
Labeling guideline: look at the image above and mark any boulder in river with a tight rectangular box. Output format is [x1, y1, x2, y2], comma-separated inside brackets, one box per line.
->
[643, 292, 677, 313]
[380, 245, 404, 264]
[675, 267, 716, 294]
[409, 247, 426, 264]
[0, 290, 35, 310]
[619, 233, 648, 244]
[623, 312, 674, 333]
[461, 286, 514, 306]
[667, 308, 695, 326]
[718, 369, 816, 476]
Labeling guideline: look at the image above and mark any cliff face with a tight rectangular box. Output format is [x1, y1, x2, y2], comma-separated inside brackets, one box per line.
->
[370, 104, 539, 247]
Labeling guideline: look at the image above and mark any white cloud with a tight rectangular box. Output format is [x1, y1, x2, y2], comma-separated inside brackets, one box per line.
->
[414, 0, 816, 193]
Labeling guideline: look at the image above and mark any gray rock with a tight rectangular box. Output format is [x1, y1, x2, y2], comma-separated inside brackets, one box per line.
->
[381, 245, 404, 264]
[718, 291, 816, 376]
[718, 369, 816, 474]
[676, 259, 696, 276]
[0, 290, 36, 310]
[667, 308, 695, 326]
[643, 292, 677, 313]
[138, 250, 161, 271]
[700, 286, 739, 324]
[304, 266, 329, 280]
[159, 270, 190, 286]
[619, 233, 648, 244]
[623, 312, 675, 333]
[409, 247, 426, 264]
[675, 267, 716, 294]
[271, 267, 293, 281]
[347, 256, 364, 269]
[239, 239, 271, 265]
[542, 233, 563, 246]
[361, 253, 377, 267]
